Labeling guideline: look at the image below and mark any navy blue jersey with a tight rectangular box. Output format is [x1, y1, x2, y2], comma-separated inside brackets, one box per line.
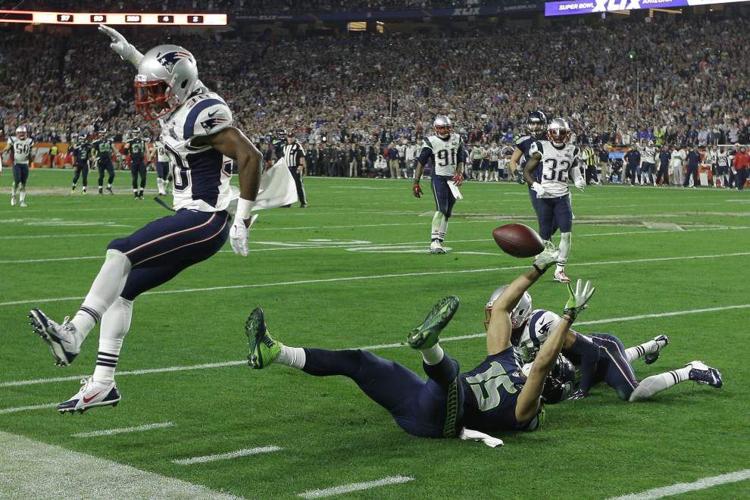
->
[92, 139, 114, 165]
[515, 135, 540, 180]
[71, 143, 91, 165]
[625, 150, 641, 167]
[459, 347, 533, 432]
[127, 139, 146, 164]
[687, 150, 701, 169]
[659, 151, 671, 168]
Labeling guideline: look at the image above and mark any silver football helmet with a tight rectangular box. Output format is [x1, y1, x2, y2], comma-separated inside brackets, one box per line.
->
[547, 118, 571, 147]
[433, 115, 452, 139]
[134, 44, 199, 120]
[484, 285, 533, 330]
[15, 126, 28, 140]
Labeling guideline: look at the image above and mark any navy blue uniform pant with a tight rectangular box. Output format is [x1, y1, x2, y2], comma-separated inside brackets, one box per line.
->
[431, 175, 456, 218]
[683, 166, 700, 187]
[591, 334, 638, 401]
[302, 348, 459, 438]
[98, 161, 115, 187]
[108, 209, 230, 301]
[536, 194, 571, 240]
[156, 161, 170, 181]
[72, 163, 88, 187]
[131, 161, 147, 190]
[12, 164, 29, 185]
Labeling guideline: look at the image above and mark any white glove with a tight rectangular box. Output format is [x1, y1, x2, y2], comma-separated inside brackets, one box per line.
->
[574, 177, 586, 190]
[229, 214, 258, 257]
[531, 182, 545, 196]
[533, 240, 559, 271]
[562, 279, 596, 321]
[98, 24, 144, 67]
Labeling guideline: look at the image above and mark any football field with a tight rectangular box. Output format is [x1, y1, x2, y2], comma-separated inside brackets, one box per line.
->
[1, 169, 748, 499]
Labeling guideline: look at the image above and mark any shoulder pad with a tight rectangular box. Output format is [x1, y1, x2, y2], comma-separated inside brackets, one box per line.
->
[182, 95, 233, 140]
[422, 137, 434, 150]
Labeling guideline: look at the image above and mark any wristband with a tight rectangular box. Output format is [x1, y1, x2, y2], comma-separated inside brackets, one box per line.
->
[533, 263, 547, 275]
[236, 198, 255, 220]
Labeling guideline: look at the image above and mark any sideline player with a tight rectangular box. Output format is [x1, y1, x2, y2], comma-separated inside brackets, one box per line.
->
[28, 25, 263, 413]
[70, 133, 93, 194]
[125, 128, 148, 199]
[489, 288, 723, 402]
[246, 246, 596, 438]
[413, 116, 466, 254]
[523, 118, 584, 283]
[153, 138, 171, 195]
[93, 129, 117, 195]
[3, 125, 34, 207]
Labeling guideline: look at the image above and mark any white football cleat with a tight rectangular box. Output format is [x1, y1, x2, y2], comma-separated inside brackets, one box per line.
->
[57, 377, 121, 413]
[554, 269, 571, 283]
[19, 201, 27, 208]
[429, 240, 447, 254]
[28, 309, 82, 366]
[10, 194, 16, 206]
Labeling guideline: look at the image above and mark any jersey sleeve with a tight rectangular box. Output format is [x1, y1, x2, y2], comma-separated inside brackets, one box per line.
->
[528, 141, 542, 158]
[184, 100, 233, 140]
[457, 138, 467, 164]
[517, 310, 562, 362]
[417, 138, 434, 165]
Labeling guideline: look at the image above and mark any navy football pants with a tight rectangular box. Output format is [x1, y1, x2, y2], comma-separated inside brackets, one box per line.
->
[108, 209, 229, 300]
[302, 348, 459, 438]
[591, 334, 638, 400]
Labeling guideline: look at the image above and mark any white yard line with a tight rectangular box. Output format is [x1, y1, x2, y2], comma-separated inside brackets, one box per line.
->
[72, 421, 175, 438]
[0, 430, 240, 499]
[3, 250, 750, 308]
[609, 469, 750, 499]
[1, 302, 748, 399]
[0, 402, 57, 414]
[172, 446, 282, 465]
[297, 476, 415, 498]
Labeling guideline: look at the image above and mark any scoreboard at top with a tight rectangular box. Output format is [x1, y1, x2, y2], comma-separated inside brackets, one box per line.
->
[0, 10, 227, 25]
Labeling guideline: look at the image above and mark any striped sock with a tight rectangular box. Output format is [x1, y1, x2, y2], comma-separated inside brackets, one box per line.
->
[70, 306, 101, 337]
[629, 367, 690, 401]
[93, 351, 119, 383]
[625, 338, 661, 362]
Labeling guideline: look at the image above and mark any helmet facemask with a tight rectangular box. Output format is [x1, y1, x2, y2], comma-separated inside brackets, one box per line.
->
[134, 79, 175, 121]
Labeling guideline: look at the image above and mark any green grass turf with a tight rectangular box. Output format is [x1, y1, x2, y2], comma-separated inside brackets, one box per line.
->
[1, 169, 749, 498]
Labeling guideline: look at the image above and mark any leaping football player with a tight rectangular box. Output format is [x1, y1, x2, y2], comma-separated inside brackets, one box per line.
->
[27, 25, 263, 413]
[3, 125, 35, 207]
[487, 288, 723, 402]
[523, 118, 585, 284]
[412, 116, 466, 254]
[245, 246, 598, 440]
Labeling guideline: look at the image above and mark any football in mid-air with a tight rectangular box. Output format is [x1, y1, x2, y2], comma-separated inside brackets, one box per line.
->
[492, 223, 544, 258]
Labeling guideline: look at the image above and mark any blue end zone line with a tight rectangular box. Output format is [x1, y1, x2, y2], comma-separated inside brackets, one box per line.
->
[0, 303, 748, 399]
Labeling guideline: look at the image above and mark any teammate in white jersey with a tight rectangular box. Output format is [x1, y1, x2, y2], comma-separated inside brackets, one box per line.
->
[413, 116, 466, 254]
[28, 25, 263, 413]
[640, 141, 657, 186]
[3, 126, 34, 207]
[152, 139, 171, 195]
[522, 118, 584, 284]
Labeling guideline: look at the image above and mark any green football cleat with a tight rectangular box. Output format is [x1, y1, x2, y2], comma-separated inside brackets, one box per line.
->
[245, 307, 281, 369]
[407, 296, 460, 349]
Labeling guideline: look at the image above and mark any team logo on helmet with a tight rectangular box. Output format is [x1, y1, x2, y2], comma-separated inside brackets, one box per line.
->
[156, 50, 193, 72]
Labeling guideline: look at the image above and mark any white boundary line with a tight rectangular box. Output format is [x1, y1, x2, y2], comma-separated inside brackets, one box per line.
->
[3, 250, 750, 308]
[1, 303, 747, 396]
[297, 475, 415, 498]
[72, 421, 175, 438]
[171, 445, 282, 465]
[0, 402, 57, 414]
[609, 469, 750, 499]
[0, 430, 240, 499]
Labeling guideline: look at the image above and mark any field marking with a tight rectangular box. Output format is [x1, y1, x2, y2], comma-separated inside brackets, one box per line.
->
[0, 430, 239, 499]
[72, 421, 175, 438]
[3, 250, 750, 308]
[1, 302, 748, 398]
[0, 402, 57, 414]
[172, 445, 282, 465]
[609, 469, 750, 499]
[297, 475, 415, 498]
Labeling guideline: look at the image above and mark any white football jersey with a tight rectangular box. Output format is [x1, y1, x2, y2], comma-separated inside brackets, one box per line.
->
[515, 309, 562, 363]
[670, 150, 686, 167]
[159, 89, 235, 212]
[642, 146, 657, 164]
[487, 146, 500, 162]
[154, 140, 170, 162]
[9, 136, 34, 164]
[422, 133, 464, 176]
[529, 140, 581, 198]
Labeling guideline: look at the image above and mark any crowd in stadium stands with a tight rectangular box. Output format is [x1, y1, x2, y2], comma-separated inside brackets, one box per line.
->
[1, 15, 749, 177]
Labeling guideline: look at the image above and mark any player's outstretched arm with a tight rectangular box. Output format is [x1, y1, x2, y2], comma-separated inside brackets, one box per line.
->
[98, 24, 144, 68]
[524, 152, 546, 196]
[515, 280, 595, 423]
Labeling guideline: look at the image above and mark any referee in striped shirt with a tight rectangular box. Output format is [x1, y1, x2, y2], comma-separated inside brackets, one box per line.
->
[283, 131, 308, 208]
